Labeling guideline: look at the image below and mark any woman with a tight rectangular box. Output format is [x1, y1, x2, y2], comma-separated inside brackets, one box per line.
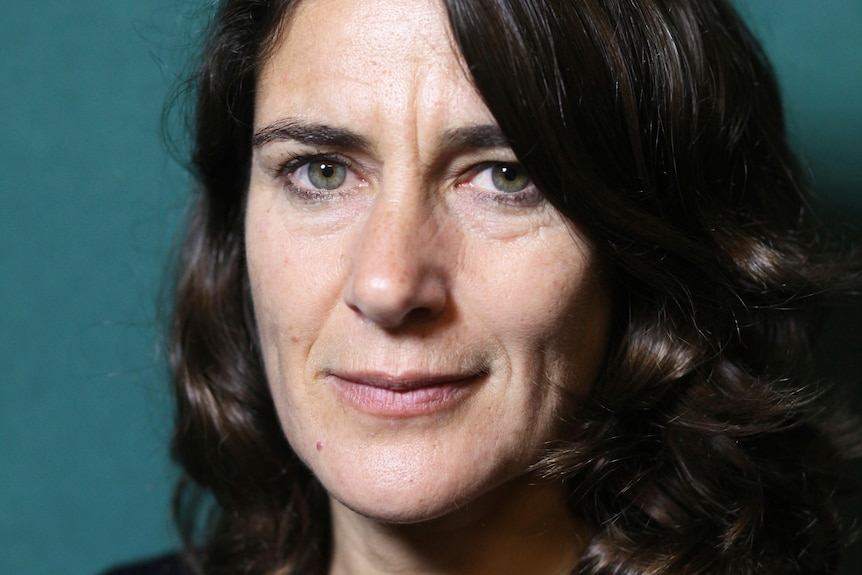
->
[159, 0, 859, 573]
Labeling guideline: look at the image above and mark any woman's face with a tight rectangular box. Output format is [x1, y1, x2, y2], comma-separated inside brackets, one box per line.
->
[246, 0, 609, 523]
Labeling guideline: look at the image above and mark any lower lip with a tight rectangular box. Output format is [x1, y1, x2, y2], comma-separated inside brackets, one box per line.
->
[329, 376, 478, 417]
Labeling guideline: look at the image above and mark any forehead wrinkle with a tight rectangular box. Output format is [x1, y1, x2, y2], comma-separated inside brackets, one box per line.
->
[259, 0, 498, 185]
[356, 0, 480, 172]
[405, 56, 491, 183]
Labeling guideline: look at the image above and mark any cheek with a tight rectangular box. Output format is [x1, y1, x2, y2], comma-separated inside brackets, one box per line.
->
[473, 240, 604, 334]
[246, 219, 297, 350]
[466, 234, 609, 389]
[246, 205, 346, 348]
[245, 215, 338, 454]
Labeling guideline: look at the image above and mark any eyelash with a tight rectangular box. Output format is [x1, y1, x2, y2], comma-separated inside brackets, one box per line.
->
[459, 162, 542, 207]
[274, 153, 542, 207]
[275, 152, 361, 202]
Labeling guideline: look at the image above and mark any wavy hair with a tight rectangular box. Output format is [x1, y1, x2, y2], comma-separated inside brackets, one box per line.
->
[168, 0, 859, 573]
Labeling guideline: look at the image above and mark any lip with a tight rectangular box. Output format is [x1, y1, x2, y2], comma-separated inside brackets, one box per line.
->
[327, 370, 484, 417]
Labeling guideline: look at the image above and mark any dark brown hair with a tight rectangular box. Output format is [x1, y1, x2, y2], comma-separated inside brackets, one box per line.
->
[169, 1, 860, 573]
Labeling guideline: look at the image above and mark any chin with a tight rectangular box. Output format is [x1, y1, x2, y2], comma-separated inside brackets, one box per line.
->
[328, 478, 496, 525]
[305, 437, 522, 525]
[333, 494, 457, 525]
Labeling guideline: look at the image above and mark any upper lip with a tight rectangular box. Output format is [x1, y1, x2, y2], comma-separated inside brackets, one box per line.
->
[327, 370, 486, 390]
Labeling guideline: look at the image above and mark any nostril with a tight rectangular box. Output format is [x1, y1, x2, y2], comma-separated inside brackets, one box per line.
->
[399, 305, 444, 327]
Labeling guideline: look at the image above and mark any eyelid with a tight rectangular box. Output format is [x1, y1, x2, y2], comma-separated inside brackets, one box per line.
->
[268, 151, 369, 204]
[456, 161, 543, 206]
[277, 151, 358, 179]
[267, 149, 540, 207]
[460, 160, 512, 177]
[456, 161, 528, 189]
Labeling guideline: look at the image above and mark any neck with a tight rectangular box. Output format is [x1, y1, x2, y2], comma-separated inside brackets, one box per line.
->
[328, 475, 587, 575]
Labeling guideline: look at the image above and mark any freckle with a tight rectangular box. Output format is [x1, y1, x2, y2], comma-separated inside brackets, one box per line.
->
[316, 441, 324, 451]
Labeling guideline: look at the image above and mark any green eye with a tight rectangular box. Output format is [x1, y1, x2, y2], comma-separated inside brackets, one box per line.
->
[307, 161, 347, 190]
[491, 164, 530, 193]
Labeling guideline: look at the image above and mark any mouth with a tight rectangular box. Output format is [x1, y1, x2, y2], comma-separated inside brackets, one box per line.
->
[326, 370, 486, 417]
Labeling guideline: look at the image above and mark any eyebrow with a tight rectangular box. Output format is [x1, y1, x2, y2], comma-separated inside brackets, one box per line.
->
[438, 124, 512, 153]
[252, 119, 371, 149]
[252, 119, 513, 156]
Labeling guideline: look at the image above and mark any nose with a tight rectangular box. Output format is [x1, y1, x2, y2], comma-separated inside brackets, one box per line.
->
[342, 190, 449, 329]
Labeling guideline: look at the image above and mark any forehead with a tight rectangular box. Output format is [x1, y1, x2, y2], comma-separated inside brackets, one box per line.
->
[254, 0, 495, 134]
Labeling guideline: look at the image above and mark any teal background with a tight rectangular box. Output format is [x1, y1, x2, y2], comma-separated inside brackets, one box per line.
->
[1, 1, 859, 574]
